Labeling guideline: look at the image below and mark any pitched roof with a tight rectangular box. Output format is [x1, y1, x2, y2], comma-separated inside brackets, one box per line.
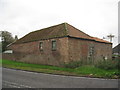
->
[14, 23, 111, 44]
[92, 37, 111, 43]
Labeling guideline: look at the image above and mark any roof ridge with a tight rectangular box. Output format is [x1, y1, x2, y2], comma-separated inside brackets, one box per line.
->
[13, 22, 112, 44]
[30, 23, 64, 33]
[65, 23, 93, 39]
[64, 22, 69, 36]
[70, 24, 92, 37]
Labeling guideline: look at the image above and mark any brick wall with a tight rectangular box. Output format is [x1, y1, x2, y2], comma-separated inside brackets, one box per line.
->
[6, 37, 112, 66]
[68, 37, 112, 64]
[68, 37, 94, 64]
[94, 42, 112, 63]
[7, 37, 69, 66]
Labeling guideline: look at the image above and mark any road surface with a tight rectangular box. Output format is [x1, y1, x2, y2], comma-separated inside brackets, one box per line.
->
[2, 68, 119, 88]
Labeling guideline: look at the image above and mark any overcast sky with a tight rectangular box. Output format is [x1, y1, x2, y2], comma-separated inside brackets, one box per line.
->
[0, 0, 119, 47]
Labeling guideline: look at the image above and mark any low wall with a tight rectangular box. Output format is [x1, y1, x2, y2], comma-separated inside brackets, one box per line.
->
[2, 53, 16, 61]
[2, 53, 64, 67]
[2, 53, 29, 62]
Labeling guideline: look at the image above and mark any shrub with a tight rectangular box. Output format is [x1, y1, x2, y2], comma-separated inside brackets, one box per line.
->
[105, 73, 112, 78]
[95, 59, 119, 70]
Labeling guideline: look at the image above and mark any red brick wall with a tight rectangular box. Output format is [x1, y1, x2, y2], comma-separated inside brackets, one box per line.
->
[7, 37, 69, 66]
[6, 37, 112, 66]
[94, 42, 112, 63]
[68, 37, 112, 64]
[68, 37, 93, 63]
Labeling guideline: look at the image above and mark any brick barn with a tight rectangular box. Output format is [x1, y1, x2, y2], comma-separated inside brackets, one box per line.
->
[7, 23, 112, 66]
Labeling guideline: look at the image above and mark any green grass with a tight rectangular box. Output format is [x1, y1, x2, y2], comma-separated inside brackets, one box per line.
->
[1, 59, 119, 79]
[75, 65, 119, 78]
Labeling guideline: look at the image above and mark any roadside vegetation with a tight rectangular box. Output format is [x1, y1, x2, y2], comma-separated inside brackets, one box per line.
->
[1, 59, 119, 79]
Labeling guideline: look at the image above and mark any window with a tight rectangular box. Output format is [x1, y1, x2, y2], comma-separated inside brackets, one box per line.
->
[90, 47, 94, 55]
[88, 46, 94, 64]
[39, 42, 43, 50]
[52, 40, 56, 50]
[88, 46, 94, 57]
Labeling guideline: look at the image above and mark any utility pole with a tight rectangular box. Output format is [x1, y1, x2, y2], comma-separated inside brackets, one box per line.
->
[107, 34, 114, 42]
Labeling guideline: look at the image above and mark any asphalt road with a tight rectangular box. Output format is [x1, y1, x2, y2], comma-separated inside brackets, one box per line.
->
[2, 68, 119, 88]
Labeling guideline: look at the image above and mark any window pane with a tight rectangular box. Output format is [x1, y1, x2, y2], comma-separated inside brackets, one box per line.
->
[39, 42, 43, 50]
[52, 41, 56, 50]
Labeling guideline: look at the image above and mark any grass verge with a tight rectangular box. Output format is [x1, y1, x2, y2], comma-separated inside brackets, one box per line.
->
[1, 59, 119, 79]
